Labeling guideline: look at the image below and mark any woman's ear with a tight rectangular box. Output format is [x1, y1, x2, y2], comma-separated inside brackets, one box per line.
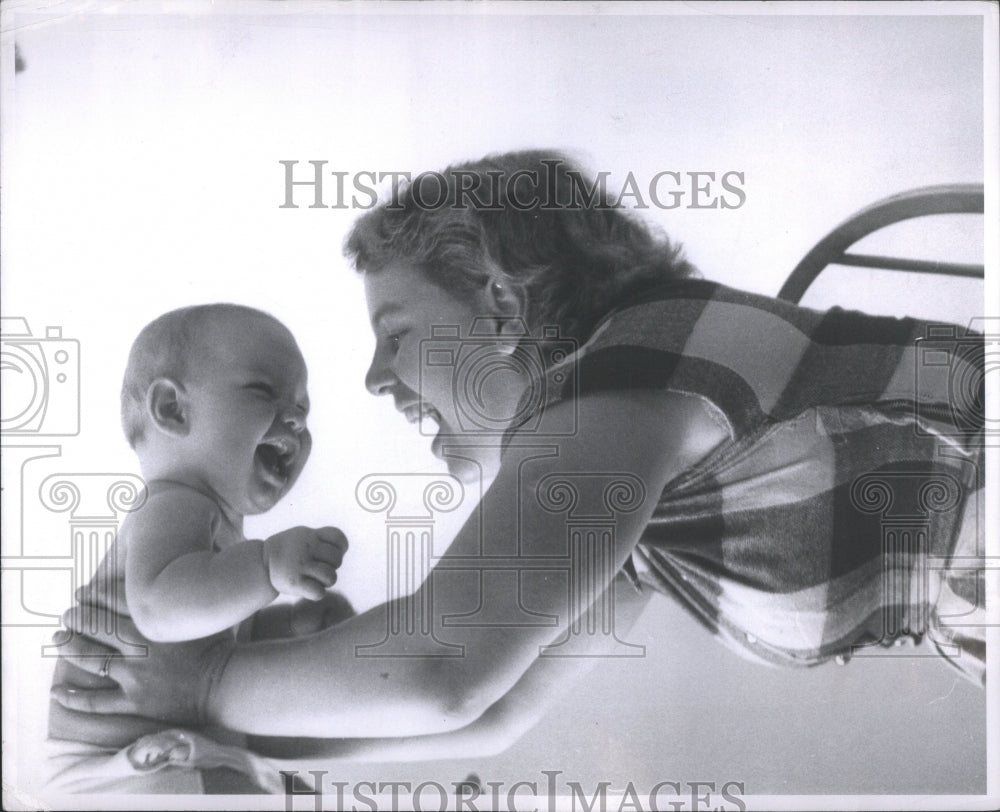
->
[483, 277, 525, 318]
[482, 274, 527, 343]
[145, 378, 189, 437]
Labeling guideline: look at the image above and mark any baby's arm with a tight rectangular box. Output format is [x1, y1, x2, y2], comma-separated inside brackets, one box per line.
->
[125, 488, 278, 641]
[126, 488, 344, 641]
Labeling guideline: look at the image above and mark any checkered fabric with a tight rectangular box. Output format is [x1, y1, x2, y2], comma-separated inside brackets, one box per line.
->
[515, 280, 986, 684]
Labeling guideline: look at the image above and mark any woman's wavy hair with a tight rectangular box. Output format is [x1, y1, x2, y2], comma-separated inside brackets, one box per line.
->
[344, 150, 696, 343]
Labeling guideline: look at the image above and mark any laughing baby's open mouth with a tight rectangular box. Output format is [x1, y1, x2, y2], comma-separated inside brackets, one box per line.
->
[255, 435, 297, 482]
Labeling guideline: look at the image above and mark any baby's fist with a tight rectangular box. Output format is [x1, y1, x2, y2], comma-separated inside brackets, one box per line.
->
[263, 526, 349, 600]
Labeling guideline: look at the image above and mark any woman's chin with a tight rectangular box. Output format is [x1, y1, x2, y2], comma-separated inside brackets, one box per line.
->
[445, 456, 489, 484]
[433, 438, 501, 484]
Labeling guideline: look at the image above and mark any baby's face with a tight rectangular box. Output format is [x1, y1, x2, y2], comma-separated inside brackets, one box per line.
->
[181, 313, 312, 516]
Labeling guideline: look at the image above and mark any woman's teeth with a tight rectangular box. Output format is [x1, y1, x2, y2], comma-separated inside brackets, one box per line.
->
[404, 403, 441, 427]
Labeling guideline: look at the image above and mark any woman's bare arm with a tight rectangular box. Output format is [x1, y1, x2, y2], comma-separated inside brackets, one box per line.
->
[250, 572, 651, 761]
[52, 391, 724, 738]
[205, 390, 723, 737]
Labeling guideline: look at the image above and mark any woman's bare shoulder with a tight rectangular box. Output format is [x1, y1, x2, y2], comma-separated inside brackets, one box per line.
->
[511, 388, 730, 492]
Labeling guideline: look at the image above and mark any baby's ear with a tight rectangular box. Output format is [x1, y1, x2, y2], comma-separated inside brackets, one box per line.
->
[146, 378, 189, 437]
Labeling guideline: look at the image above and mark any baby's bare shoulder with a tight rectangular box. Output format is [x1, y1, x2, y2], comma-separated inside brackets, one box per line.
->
[124, 481, 223, 544]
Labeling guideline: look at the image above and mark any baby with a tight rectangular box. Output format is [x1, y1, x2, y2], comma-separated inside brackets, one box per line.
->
[46, 303, 348, 793]
[114, 303, 344, 642]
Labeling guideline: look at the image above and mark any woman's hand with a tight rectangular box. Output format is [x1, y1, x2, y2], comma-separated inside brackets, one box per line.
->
[250, 592, 357, 641]
[49, 598, 235, 726]
[290, 591, 356, 635]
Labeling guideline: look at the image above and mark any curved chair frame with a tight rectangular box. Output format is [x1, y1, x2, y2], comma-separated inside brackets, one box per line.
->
[778, 184, 985, 304]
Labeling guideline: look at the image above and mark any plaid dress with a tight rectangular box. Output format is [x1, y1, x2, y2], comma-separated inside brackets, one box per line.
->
[517, 279, 986, 685]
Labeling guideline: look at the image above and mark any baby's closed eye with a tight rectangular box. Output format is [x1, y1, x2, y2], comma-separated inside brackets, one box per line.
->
[246, 382, 276, 396]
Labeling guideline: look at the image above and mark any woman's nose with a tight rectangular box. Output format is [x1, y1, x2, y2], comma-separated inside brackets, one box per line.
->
[365, 350, 394, 396]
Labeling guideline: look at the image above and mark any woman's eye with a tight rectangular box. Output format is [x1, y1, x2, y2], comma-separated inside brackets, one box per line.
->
[247, 382, 275, 396]
[385, 331, 405, 352]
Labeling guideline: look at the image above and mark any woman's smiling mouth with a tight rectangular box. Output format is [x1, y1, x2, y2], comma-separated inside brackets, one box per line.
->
[399, 401, 442, 426]
[396, 400, 451, 459]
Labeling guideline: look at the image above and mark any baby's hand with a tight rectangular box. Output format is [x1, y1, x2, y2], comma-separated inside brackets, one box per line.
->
[263, 526, 349, 600]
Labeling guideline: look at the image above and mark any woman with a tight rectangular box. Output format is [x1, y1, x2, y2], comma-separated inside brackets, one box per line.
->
[51, 151, 985, 772]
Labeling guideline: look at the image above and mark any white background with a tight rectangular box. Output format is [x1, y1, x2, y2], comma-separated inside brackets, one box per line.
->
[1, 2, 996, 808]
